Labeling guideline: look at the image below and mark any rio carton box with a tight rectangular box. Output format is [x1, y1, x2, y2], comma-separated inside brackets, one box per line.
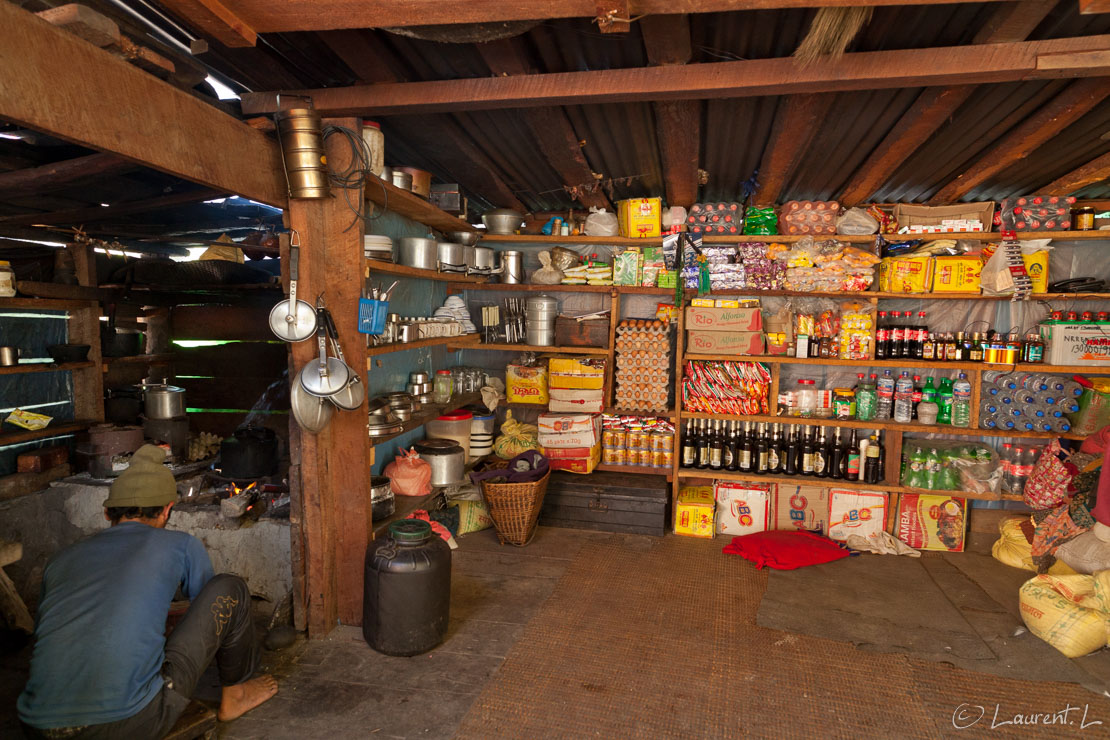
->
[774, 485, 828, 534]
[685, 306, 763, 331]
[675, 486, 715, 538]
[714, 482, 772, 536]
[931, 255, 982, 293]
[826, 489, 887, 542]
[538, 413, 601, 448]
[897, 494, 966, 552]
[618, 197, 662, 238]
[1040, 322, 1110, 366]
[686, 330, 764, 356]
[506, 364, 548, 404]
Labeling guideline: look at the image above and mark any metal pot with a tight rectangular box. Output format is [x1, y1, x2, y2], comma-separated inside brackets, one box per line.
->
[413, 438, 465, 486]
[143, 384, 186, 420]
[387, 168, 413, 191]
[220, 426, 278, 479]
[499, 251, 523, 283]
[398, 237, 438, 270]
[370, 475, 395, 520]
[471, 246, 496, 273]
[437, 242, 466, 273]
[0, 346, 18, 366]
[396, 167, 431, 198]
[447, 231, 479, 247]
[482, 209, 524, 235]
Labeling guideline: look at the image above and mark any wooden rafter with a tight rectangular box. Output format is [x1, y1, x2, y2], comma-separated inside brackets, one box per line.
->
[1079, 0, 1110, 13]
[641, 15, 699, 208]
[0, 153, 134, 199]
[154, 0, 256, 47]
[0, 188, 224, 227]
[0, 2, 284, 207]
[837, 0, 1056, 205]
[241, 34, 1110, 117]
[751, 94, 837, 205]
[930, 77, 1110, 203]
[1043, 150, 1110, 193]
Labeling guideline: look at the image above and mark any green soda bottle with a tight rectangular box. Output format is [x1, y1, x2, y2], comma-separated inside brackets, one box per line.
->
[937, 378, 954, 424]
[904, 444, 926, 487]
[924, 447, 941, 490]
[940, 449, 961, 490]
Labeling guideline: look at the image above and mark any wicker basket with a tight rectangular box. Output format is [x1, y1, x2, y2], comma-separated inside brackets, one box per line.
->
[479, 469, 551, 547]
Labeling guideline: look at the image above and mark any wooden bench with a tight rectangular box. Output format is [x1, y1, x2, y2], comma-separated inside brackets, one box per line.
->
[0, 539, 33, 633]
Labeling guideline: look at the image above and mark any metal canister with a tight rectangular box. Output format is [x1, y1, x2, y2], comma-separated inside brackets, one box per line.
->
[499, 251, 524, 284]
[627, 429, 644, 450]
[276, 106, 331, 199]
[652, 449, 667, 468]
[525, 295, 557, 346]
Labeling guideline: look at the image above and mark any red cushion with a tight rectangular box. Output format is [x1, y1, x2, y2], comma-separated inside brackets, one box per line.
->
[722, 530, 853, 570]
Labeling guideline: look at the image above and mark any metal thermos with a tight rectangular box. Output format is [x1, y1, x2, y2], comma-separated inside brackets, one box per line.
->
[276, 105, 331, 199]
[499, 251, 524, 284]
[525, 295, 557, 346]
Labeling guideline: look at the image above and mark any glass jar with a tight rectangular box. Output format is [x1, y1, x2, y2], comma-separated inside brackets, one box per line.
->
[1072, 205, 1095, 231]
[796, 379, 818, 418]
[433, 369, 454, 404]
[0, 260, 15, 297]
[833, 389, 856, 419]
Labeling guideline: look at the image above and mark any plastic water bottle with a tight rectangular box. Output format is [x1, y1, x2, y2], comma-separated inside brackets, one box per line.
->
[951, 373, 972, 427]
[1015, 373, 1049, 392]
[980, 399, 999, 416]
[1034, 421, 1056, 433]
[982, 370, 1013, 389]
[894, 371, 914, 423]
[991, 413, 1016, 430]
[1060, 398, 1081, 414]
[1010, 447, 1027, 497]
[876, 369, 895, 419]
[1061, 379, 1084, 398]
[1033, 391, 1059, 406]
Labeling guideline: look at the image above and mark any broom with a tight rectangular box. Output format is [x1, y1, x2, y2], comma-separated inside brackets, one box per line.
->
[793, 7, 874, 67]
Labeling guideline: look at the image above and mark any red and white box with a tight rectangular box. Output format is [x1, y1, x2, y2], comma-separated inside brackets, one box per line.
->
[543, 444, 601, 474]
[538, 413, 602, 448]
[713, 481, 772, 536]
[773, 485, 828, 534]
[826, 489, 887, 542]
[548, 388, 604, 413]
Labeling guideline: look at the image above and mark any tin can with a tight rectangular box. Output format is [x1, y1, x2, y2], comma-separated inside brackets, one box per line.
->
[609, 446, 627, 465]
[660, 432, 674, 452]
[627, 429, 644, 450]
[652, 449, 667, 468]
[602, 447, 619, 464]
[661, 450, 673, 468]
[638, 448, 653, 467]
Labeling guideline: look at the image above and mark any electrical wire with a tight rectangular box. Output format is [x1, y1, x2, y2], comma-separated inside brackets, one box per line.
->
[321, 124, 385, 232]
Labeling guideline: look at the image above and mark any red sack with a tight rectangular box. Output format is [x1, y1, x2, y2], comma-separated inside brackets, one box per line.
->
[1024, 439, 1074, 511]
[722, 530, 853, 570]
[384, 449, 431, 496]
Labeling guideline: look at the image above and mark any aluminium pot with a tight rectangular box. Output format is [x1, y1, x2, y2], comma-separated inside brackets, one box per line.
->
[413, 438, 465, 486]
[398, 237, 438, 270]
[396, 167, 431, 198]
[386, 168, 413, 191]
[370, 475, 395, 520]
[143, 384, 186, 420]
[437, 242, 466, 273]
[471, 246, 495, 273]
[220, 426, 279, 479]
[498, 251, 523, 284]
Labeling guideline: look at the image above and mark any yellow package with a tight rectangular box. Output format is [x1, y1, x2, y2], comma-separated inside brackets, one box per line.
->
[5, 409, 52, 430]
[549, 373, 605, 390]
[1019, 572, 1110, 658]
[932, 255, 982, 293]
[548, 357, 605, 376]
[690, 298, 715, 308]
[506, 364, 548, 404]
[1023, 250, 1049, 294]
[618, 197, 662, 238]
[878, 255, 934, 293]
[675, 486, 715, 538]
[714, 299, 741, 308]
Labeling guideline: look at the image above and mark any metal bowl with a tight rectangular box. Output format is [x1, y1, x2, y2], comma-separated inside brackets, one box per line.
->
[482, 209, 524, 235]
[447, 231, 480, 246]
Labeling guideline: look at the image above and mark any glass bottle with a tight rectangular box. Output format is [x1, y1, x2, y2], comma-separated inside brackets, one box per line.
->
[709, 420, 724, 470]
[681, 419, 697, 468]
[433, 369, 454, 404]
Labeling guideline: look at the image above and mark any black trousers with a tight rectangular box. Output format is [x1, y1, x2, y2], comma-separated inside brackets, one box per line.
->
[23, 573, 258, 740]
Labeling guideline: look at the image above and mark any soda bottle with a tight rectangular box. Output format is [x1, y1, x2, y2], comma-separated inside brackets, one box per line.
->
[936, 377, 953, 424]
[876, 369, 895, 419]
[889, 311, 904, 358]
[939, 449, 961, 490]
[904, 445, 927, 488]
[951, 373, 972, 427]
[921, 377, 937, 405]
[856, 376, 877, 421]
[875, 311, 889, 359]
[911, 374, 924, 419]
[893, 371, 914, 423]
[1000, 442, 1014, 492]
[924, 448, 941, 490]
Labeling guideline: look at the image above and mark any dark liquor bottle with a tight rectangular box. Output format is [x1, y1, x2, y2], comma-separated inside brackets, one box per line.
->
[846, 429, 861, 480]
[696, 419, 710, 469]
[864, 438, 882, 484]
[768, 423, 783, 474]
[738, 421, 754, 473]
[756, 423, 769, 473]
[813, 427, 830, 478]
[681, 419, 697, 468]
[875, 430, 886, 482]
[709, 420, 723, 470]
[800, 427, 815, 476]
[783, 424, 798, 475]
[723, 420, 738, 471]
[831, 427, 846, 479]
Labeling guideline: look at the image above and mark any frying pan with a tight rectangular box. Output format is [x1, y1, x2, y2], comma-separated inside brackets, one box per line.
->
[268, 234, 317, 342]
[290, 370, 333, 433]
[322, 308, 365, 411]
[300, 304, 350, 398]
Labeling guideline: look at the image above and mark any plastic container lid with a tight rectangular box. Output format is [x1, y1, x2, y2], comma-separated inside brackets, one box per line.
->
[436, 369, 452, 375]
[798, 379, 816, 385]
[437, 410, 473, 421]
[362, 120, 381, 129]
[389, 519, 431, 543]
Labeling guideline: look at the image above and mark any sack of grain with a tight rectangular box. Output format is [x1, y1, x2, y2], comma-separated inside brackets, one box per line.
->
[1018, 572, 1110, 658]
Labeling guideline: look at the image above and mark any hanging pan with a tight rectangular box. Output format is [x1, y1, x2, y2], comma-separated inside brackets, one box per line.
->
[300, 303, 351, 398]
[269, 232, 317, 342]
[290, 370, 333, 433]
[322, 307, 365, 410]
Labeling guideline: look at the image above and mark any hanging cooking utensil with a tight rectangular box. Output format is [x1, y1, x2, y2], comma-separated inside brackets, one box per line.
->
[269, 232, 317, 342]
[290, 369, 333, 433]
[321, 307, 365, 410]
[300, 301, 351, 397]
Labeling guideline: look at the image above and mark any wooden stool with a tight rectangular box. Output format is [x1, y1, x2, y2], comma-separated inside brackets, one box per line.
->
[164, 701, 217, 740]
[0, 539, 33, 633]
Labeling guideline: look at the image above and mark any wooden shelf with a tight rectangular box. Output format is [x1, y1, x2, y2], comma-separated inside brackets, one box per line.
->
[0, 420, 95, 446]
[479, 231, 1110, 246]
[0, 361, 95, 375]
[364, 177, 475, 234]
[595, 463, 671, 480]
[605, 407, 674, 418]
[680, 354, 1110, 375]
[447, 281, 672, 295]
[366, 333, 480, 359]
[102, 354, 174, 368]
[372, 490, 438, 535]
[453, 342, 609, 355]
[0, 296, 94, 310]
[675, 468, 1019, 502]
[366, 260, 488, 283]
[369, 391, 483, 448]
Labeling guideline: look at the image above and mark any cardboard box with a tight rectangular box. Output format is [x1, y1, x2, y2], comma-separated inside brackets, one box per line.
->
[548, 387, 604, 413]
[549, 357, 606, 376]
[538, 413, 602, 447]
[878, 255, 934, 293]
[618, 197, 662, 238]
[549, 373, 605, 390]
[893, 202, 995, 231]
[16, 444, 69, 473]
[897, 494, 966, 552]
[685, 306, 763, 332]
[714, 482, 772, 536]
[1040, 322, 1110, 366]
[826, 490, 887, 542]
[506, 364, 548, 404]
[544, 443, 601, 474]
[931, 255, 982, 293]
[773, 485, 828, 534]
[686, 331, 764, 355]
[675, 486, 715, 538]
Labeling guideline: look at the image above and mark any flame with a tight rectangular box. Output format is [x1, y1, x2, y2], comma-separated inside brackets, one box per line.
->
[230, 482, 258, 497]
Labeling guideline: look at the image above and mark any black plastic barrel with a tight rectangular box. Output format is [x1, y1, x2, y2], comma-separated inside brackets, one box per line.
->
[363, 519, 451, 656]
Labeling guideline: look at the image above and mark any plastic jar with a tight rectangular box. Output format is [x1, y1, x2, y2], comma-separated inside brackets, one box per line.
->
[0, 260, 15, 297]
[833, 389, 856, 419]
[917, 401, 939, 425]
[426, 409, 473, 460]
[433, 369, 453, 404]
[796, 379, 818, 418]
[361, 120, 385, 177]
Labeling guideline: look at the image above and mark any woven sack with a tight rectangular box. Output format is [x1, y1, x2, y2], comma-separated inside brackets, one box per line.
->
[1023, 439, 1073, 510]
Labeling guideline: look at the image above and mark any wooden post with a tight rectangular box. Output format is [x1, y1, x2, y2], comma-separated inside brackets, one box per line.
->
[605, 289, 620, 410]
[67, 301, 104, 423]
[286, 117, 371, 636]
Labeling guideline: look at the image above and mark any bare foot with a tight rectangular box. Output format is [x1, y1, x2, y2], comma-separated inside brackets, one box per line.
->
[218, 675, 278, 721]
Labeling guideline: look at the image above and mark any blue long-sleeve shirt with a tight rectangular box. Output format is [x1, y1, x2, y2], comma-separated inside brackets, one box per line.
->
[18, 522, 214, 729]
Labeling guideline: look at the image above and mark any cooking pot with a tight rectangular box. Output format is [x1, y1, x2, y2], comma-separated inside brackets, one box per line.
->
[396, 167, 431, 198]
[105, 386, 143, 425]
[471, 246, 496, 274]
[482, 209, 524, 235]
[386, 168, 413, 191]
[498, 251, 523, 284]
[413, 438, 465, 486]
[220, 426, 278, 479]
[100, 326, 143, 357]
[398, 237, 438, 270]
[0, 346, 19, 366]
[143, 384, 186, 420]
[370, 475, 395, 520]
[447, 231, 479, 247]
[437, 242, 466, 273]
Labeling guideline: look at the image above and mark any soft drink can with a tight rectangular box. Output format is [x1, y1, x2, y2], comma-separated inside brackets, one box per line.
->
[652, 449, 667, 468]
[638, 448, 653, 466]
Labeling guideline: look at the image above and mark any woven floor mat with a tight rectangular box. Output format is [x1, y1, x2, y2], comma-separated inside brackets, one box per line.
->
[454, 536, 1110, 739]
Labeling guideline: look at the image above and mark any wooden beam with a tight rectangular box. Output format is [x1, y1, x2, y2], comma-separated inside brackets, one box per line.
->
[1042, 150, 1110, 193]
[0, 2, 285, 207]
[930, 77, 1110, 203]
[642, 15, 699, 208]
[0, 188, 224, 226]
[0, 153, 134, 199]
[240, 35, 1110, 117]
[1080, 0, 1110, 14]
[211, 0, 1015, 34]
[477, 40, 611, 210]
[155, 0, 256, 47]
[838, 0, 1056, 206]
[751, 94, 836, 205]
[597, 0, 631, 33]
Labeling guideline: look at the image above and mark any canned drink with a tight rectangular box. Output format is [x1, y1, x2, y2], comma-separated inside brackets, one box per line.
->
[602, 447, 619, 464]
[660, 433, 674, 452]
[610, 446, 627, 465]
[627, 429, 644, 450]
[602, 428, 618, 447]
[650, 432, 666, 451]
[652, 449, 667, 468]
[662, 450, 673, 467]
[612, 429, 627, 450]
[638, 448, 653, 466]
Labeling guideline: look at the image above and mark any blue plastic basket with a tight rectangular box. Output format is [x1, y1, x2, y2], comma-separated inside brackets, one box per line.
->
[358, 298, 388, 335]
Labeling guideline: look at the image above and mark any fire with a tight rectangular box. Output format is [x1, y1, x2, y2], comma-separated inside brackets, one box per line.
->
[230, 481, 258, 497]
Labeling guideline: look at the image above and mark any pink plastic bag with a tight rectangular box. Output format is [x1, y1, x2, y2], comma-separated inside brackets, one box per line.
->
[384, 449, 431, 496]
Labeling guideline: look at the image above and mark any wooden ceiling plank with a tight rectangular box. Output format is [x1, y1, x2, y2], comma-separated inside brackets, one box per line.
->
[0, 153, 135, 199]
[154, 0, 256, 47]
[1043, 150, 1110, 193]
[1079, 0, 1110, 14]
[0, 2, 284, 207]
[642, 15, 698, 208]
[319, 29, 406, 84]
[837, 0, 1058, 206]
[929, 77, 1110, 203]
[0, 189, 224, 227]
[239, 34, 1110, 117]
[751, 94, 837, 205]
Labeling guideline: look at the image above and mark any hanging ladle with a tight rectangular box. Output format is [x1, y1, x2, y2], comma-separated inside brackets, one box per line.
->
[299, 298, 350, 398]
[268, 231, 317, 342]
[322, 307, 365, 410]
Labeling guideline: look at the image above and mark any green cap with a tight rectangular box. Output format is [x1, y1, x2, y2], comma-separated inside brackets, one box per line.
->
[104, 444, 178, 508]
[390, 519, 431, 543]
